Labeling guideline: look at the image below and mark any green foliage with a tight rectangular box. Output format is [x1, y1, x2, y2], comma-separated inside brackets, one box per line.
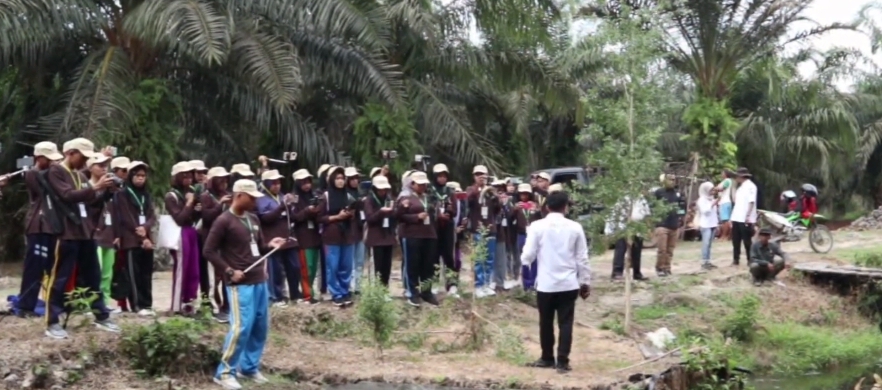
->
[759, 322, 882, 373]
[855, 252, 882, 268]
[352, 103, 419, 177]
[682, 98, 740, 175]
[119, 318, 221, 377]
[300, 311, 355, 339]
[720, 294, 760, 343]
[493, 325, 529, 365]
[357, 276, 399, 356]
[63, 287, 99, 329]
[600, 318, 626, 336]
[681, 337, 751, 390]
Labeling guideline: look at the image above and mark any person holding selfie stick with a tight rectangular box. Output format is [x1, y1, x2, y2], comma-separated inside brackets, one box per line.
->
[363, 175, 396, 288]
[203, 179, 286, 390]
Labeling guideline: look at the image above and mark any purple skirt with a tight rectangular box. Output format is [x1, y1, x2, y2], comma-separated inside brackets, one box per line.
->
[170, 226, 200, 313]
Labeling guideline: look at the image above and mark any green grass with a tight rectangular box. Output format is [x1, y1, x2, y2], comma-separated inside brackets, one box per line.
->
[756, 322, 882, 373]
[833, 245, 882, 262]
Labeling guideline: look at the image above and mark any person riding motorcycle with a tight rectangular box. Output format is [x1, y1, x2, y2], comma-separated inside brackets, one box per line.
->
[780, 190, 797, 214]
[796, 184, 819, 219]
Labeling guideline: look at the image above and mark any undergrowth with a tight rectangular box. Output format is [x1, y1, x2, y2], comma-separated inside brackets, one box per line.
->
[119, 316, 221, 377]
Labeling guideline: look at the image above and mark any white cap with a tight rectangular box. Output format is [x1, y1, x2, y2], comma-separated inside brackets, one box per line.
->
[317, 164, 331, 177]
[171, 161, 193, 176]
[230, 163, 255, 177]
[537, 172, 551, 181]
[369, 167, 382, 178]
[62, 138, 99, 158]
[344, 167, 359, 177]
[189, 160, 208, 171]
[433, 164, 449, 173]
[402, 170, 414, 182]
[293, 169, 313, 181]
[372, 175, 391, 190]
[207, 166, 231, 179]
[232, 179, 264, 198]
[446, 181, 462, 192]
[548, 183, 563, 193]
[518, 183, 532, 193]
[411, 171, 430, 185]
[87, 154, 110, 167]
[34, 142, 63, 161]
[261, 169, 284, 181]
[127, 160, 149, 171]
[491, 179, 506, 186]
[111, 157, 130, 170]
[472, 165, 488, 175]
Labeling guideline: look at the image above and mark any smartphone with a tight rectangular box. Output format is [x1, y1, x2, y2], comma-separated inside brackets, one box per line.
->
[385, 199, 394, 208]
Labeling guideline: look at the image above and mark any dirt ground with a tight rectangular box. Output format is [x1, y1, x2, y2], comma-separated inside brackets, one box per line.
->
[1, 229, 879, 389]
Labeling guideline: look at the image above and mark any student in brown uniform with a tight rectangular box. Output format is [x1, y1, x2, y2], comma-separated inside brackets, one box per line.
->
[430, 164, 457, 295]
[317, 166, 357, 307]
[166, 161, 203, 315]
[397, 171, 441, 307]
[491, 178, 513, 292]
[344, 167, 367, 294]
[203, 179, 286, 390]
[88, 154, 117, 309]
[465, 165, 500, 298]
[201, 167, 233, 321]
[257, 169, 300, 306]
[43, 138, 119, 339]
[514, 183, 539, 290]
[15, 142, 63, 317]
[113, 161, 157, 316]
[290, 169, 321, 304]
[363, 175, 396, 288]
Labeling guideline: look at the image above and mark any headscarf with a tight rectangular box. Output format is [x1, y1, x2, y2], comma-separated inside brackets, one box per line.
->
[699, 181, 714, 198]
[171, 172, 193, 194]
[326, 167, 351, 219]
[398, 170, 414, 199]
[127, 165, 152, 210]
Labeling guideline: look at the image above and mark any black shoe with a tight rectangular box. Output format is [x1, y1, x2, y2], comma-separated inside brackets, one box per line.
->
[332, 298, 345, 307]
[353, 291, 361, 296]
[633, 274, 647, 281]
[731, 261, 740, 267]
[16, 310, 38, 318]
[611, 274, 623, 281]
[407, 296, 422, 307]
[421, 292, 440, 306]
[343, 294, 353, 305]
[527, 359, 555, 368]
[555, 363, 572, 373]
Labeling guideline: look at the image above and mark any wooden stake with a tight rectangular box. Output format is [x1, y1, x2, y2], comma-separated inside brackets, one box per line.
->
[624, 237, 633, 333]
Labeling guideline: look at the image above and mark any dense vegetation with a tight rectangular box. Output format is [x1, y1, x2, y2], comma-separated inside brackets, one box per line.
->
[3, 0, 882, 257]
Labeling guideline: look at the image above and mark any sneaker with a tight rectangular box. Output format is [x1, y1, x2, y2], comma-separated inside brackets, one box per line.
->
[503, 280, 518, 290]
[475, 287, 488, 299]
[213, 375, 243, 390]
[407, 296, 422, 307]
[431, 286, 441, 295]
[447, 286, 461, 298]
[241, 372, 269, 384]
[488, 282, 497, 290]
[343, 294, 353, 305]
[16, 310, 38, 319]
[137, 308, 156, 317]
[95, 318, 122, 333]
[272, 301, 288, 308]
[753, 280, 762, 287]
[555, 363, 572, 373]
[332, 298, 344, 307]
[421, 292, 440, 306]
[701, 263, 718, 270]
[110, 307, 123, 314]
[45, 324, 69, 339]
[484, 286, 497, 296]
[633, 274, 648, 281]
[526, 359, 555, 368]
[214, 312, 230, 323]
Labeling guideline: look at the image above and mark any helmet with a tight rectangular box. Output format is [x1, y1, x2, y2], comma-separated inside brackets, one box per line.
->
[801, 183, 818, 196]
[780, 190, 797, 202]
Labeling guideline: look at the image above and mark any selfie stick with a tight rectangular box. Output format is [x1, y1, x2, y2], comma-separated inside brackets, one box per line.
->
[242, 238, 293, 273]
[1, 168, 28, 180]
[267, 158, 290, 164]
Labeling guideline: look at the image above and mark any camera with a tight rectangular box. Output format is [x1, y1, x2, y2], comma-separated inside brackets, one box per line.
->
[283, 151, 297, 161]
[382, 150, 398, 159]
[309, 197, 320, 207]
[106, 172, 125, 188]
[414, 154, 430, 163]
[108, 146, 118, 156]
[16, 156, 34, 170]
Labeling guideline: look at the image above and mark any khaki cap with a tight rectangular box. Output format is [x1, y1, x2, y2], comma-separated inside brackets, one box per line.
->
[537, 172, 551, 181]
[34, 142, 63, 161]
[171, 162, 193, 176]
[517, 183, 532, 193]
[472, 165, 488, 175]
[548, 183, 563, 193]
[491, 179, 506, 186]
[230, 163, 255, 177]
[62, 138, 99, 158]
[232, 179, 264, 198]
[261, 169, 284, 181]
[317, 164, 331, 177]
[207, 167, 231, 179]
[402, 170, 414, 182]
[189, 160, 208, 171]
[127, 160, 149, 171]
[293, 169, 313, 181]
[111, 157, 130, 170]
[411, 171, 430, 185]
[369, 167, 382, 178]
[433, 164, 449, 173]
[87, 155, 110, 167]
[372, 175, 391, 189]
[446, 181, 462, 192]
[344, 167, 359, 177]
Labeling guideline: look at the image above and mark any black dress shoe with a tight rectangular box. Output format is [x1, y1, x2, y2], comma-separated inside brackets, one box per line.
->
[527, 359, 555, 368]
[633, 274, 647, 281]
[555, 363, 572, 373]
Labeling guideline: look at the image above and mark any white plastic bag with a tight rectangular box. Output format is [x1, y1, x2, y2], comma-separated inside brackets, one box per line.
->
[157, 214, 181, 251]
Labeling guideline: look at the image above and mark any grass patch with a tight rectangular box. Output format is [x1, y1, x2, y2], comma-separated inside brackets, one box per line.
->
[834, 245, 882, 262]
[756, 322, 882, 373]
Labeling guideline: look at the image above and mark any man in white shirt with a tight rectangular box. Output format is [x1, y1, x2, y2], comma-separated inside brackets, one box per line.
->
[520, 191, 590, 373]
[729, 167, 757, 266]
[606, 195, 650, 281]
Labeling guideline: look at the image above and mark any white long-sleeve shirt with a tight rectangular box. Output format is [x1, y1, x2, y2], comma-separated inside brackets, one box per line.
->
[520, 213, 591, 292]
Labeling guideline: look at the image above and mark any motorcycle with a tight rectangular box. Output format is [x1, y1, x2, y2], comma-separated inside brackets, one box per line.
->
[757, 209, 833, 253]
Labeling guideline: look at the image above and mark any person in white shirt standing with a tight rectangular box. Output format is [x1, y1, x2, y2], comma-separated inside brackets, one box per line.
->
[714, 169, 735, 240]
[520, 191, 590, 373]
[729, 168, 757, 266]
[606, 195, 650, 281]
[696, 182, 719, 269]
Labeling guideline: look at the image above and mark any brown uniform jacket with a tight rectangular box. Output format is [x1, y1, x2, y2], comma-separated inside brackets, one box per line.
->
[114, 188, 157, 250]
[164, 189, 200, 227]
[198, 191, 228, 238]
[203, 211, 269, 285]
[257, 192, 297, 250]
[316, 192, 357, 246]
[46, 164, 99, 241]
[292, 191, 322, 248]
[24, 169, 53, 235]
[363, 194, 396, 247]
[396, 193, 437, 239]
[465, 185, 501, 235]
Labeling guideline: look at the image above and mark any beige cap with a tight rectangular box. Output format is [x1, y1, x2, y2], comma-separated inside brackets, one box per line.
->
[537, 172, 551, 181]
[293, 169, 313, 181]
[344, 167, 359, 177]
[372, 175, 391, 189]
[548, 183, 563, 193]
[34, 142, 63, 161]
[261, 169, 284, 181]
[111, 157, 130, 170]
[127, 160, 149, 171]
[87, 155, 110, 167]
[189, 160, 208, 171]
[433, 164, 449, 173]
[491, 179, 506, 186]
[472, 165, 488, 175]
[232, 179, 264, 198]
[230, 163, 255, 177]
[517, 183, 532, 193]
[62, 138, 99, 158]
[171, 161, 193, 176]
[402, 170, 414, 182]
[207, 167, 231, 179]
[411, 171, 430, 185]
[369, 167, 381, 178]
[317, 164, 331, 177]
[446, 181, 462, 192]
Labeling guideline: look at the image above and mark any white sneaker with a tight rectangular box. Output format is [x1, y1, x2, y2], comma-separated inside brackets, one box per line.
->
[503, 280, 518, 290]
[448, 286, 460, 298]
[431, 286, 441, 294]
[137, 309, 155, 317]
[241, 372, 269, 384]
[475, 287, 488, 298]
[485, 286, 497, 296]
[213, 375, 242, 390]
[271, 301, 288, 308]
[488, 282, 497, 290]
[110, 307, 123, 314]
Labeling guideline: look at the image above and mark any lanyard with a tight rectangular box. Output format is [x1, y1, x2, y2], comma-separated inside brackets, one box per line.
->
[61, 164, 82, 189]
[372, 193, 383, 206]
[126, 187, 145, 214]
[269, 192, 280, 205]
[172, 188, 185, 201]
[231, 210, 256, 243]
[419, 195, 428, 210]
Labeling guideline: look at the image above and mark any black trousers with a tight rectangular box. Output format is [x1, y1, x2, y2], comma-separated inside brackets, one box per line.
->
[121, 247, 154, 311]
[17, 233, 56, 312]
[275, 248, 302, 300]
[372, 245, 394, 287]
[731, 222, 753, 264]
[403, 237, 437, 296]
[612, 237, 643, 277]
[319, 247, 328, 294]
[537, 289, 578, 365]
[436, 225, 458, 288]
[45, 240, 110, 325]
[196, 234, 211, 304]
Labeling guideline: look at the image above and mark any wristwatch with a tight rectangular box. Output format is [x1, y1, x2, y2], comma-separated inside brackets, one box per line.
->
[225, 268, 235, 278]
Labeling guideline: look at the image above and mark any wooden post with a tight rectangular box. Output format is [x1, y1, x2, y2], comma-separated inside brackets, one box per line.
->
[679, 153, 700, 240]
[624, 237, 633, 333]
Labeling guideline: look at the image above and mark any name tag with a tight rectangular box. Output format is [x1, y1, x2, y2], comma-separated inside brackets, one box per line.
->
[501, 218, 508, 227]
[139, 215, 146, 225]
[424, 216, 430, 225]
[382, 218, 389, 228]
[250, 242, 260, 256]
[308, 221, 314, 229]
[481, 206, 488, 218]
[78, 203, 87, 218]
[104, 213, 111, 226]
[360, 211, 365, 220]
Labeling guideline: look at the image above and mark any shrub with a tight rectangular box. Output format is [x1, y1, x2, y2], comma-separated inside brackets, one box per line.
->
[720, 294, 760, 343]
[120, 318, 221, 377]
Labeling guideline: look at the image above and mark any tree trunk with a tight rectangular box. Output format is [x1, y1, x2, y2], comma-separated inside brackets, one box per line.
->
[624, 237, 633, 333]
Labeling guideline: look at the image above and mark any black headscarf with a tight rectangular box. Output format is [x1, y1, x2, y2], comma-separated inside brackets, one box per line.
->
[346, 175, 360, 200]
[126, 165, 152, 210]
[326, 168, 350, 215]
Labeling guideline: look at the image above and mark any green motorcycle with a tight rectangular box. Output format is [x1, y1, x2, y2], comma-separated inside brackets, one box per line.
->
[757, 210, 833, 254]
